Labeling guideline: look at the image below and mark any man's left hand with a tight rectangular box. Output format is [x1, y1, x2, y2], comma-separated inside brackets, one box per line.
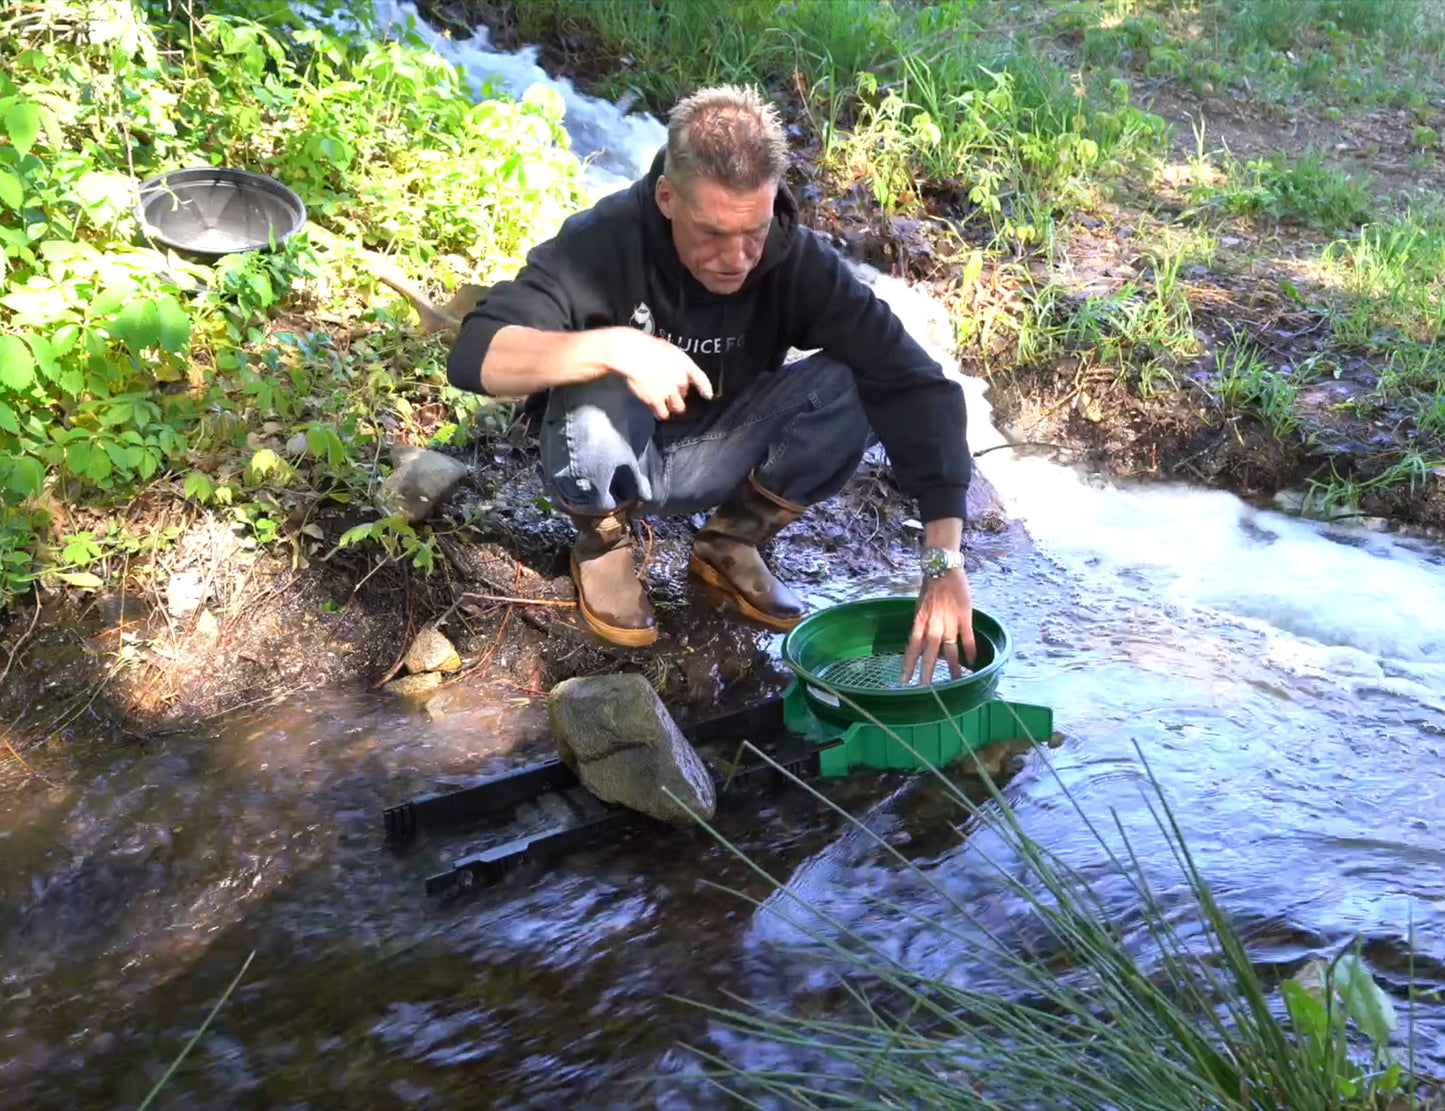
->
[900, 568, 977, 686]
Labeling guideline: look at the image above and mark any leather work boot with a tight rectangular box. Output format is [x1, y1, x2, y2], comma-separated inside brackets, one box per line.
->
[690, 472, 808, 631]
[567, 504, 658, 647]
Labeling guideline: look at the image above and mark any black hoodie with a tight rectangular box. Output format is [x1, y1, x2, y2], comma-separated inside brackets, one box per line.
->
[448, 148, 971, 522]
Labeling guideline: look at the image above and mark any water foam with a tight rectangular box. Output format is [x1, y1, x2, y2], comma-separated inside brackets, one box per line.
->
[370, 0, 666, 192]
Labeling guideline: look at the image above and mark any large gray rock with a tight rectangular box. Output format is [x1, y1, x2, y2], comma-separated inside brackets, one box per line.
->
[377, 446, 469, 524]
[549, 673, 717, 824]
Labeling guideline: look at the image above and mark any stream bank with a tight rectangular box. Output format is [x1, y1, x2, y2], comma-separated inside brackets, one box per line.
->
[447, 0, 1445, 535]
[0, 422, 1007, 776]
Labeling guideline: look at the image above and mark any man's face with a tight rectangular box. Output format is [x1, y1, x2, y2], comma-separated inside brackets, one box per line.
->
[656, 174, 775, 295]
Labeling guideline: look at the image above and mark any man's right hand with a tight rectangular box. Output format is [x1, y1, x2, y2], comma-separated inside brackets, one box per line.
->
[597, 328, 714, 419]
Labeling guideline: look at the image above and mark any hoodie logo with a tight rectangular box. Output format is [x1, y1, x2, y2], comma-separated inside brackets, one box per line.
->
[628, 299, 746, 359]
[630, 302, 655, 336]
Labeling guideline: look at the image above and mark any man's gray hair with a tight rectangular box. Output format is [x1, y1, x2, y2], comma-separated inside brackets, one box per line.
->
[664, 84, 788, 194]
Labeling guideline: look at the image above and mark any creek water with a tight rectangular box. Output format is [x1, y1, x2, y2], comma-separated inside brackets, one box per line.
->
[5, 6, 1445, 1108]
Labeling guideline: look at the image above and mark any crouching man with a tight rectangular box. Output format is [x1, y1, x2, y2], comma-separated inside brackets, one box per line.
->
[448, 84, 978, 683]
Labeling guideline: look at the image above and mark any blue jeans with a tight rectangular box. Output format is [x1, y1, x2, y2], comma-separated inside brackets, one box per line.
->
[539, 354, 874, 515]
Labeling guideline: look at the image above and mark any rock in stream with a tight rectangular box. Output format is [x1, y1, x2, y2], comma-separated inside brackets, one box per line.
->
[404, 623, 461, 674]
[548, 673, 717, 824]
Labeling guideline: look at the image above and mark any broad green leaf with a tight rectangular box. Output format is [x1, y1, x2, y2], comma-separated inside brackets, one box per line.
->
[0, 399, 17, 434]
[183, 470, 215, 503]
[2, 286, 74, 325]
[24, 332, 56, 380]
[90, 285, 131, 318]
[0, 334, 34, 390]
[65, 440, 93, 478]
[154, 294, 190, 353]
[248, 447, 281, 480]
[338, 521, 376, 547]
[0, 170, 20, 211]
[110, 298, 161, 352]
[103, 440, 144, 470]
[5, 100, 40, 157]
[98, 400, 134, 426]
[74, 171, 130, 211]
[1282, 979, 1331, 1043]
[50, 323, 79, 355]
[57, 571, 105, 589]
[82, 443, 112, 483]
[37, 105, 62, 152]
[3, 455, 43, 498]
[1333, 953, 1397, 1044]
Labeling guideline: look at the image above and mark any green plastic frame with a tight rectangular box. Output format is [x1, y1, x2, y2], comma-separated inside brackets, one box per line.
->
[781, 596, 1053, 777]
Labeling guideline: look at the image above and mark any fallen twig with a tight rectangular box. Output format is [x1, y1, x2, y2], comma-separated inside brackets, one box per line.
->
[0, 601, 42, 692]
[460, 592, 576, 608]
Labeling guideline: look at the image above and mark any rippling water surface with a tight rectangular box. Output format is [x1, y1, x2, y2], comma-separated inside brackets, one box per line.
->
[4, 4, 1443, 1106]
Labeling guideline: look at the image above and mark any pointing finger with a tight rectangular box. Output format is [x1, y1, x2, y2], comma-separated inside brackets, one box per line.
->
[686, 363, 714, 401]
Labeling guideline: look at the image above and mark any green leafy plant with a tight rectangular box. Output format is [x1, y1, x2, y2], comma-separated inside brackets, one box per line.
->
[0, 0, 587, 607]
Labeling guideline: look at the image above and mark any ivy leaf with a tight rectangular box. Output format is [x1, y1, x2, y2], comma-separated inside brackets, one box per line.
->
[3, 455, 43, 498]
[5, 100, 40, 157]
[154, 294, 190, 353]
[110, 298, 161, 353]
[24, 332, 56, 380]
[183, 470, 215, 503]
[0, 170, 21, 211]
[0, 334, 35, 390]
[57, 571, 105, 590]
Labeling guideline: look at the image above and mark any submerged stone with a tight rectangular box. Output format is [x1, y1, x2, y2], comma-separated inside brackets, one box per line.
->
[384, 671, 446, 698]
[548, 673, 716, 824]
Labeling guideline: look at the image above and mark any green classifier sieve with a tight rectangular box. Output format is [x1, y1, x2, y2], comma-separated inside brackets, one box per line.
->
[780, 596, 1053, 777]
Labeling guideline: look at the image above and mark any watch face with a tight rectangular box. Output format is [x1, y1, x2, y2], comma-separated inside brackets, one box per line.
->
[923, 548, 959, 576]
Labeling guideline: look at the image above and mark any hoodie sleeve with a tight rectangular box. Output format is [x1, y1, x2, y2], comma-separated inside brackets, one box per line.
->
[789, 231, 972, 523]
[446, 212, 601, 394]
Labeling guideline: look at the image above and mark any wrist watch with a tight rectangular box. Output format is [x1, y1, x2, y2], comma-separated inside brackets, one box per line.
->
[920, 546, 964, 579]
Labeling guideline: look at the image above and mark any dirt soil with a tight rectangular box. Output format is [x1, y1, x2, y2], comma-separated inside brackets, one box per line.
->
[0, 424, 1006, 778]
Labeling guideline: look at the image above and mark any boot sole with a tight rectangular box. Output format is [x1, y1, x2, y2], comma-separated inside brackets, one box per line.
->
[570, 555, 659, 647]
[689, 556, 806, 632]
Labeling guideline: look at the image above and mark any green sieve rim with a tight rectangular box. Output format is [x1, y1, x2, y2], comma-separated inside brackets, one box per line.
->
[781, 596, 1013, 725]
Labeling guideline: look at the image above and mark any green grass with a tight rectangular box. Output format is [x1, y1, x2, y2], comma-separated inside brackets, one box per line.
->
[1307, 449, 1445, 517]
[1191, 151, 1373, 231]
[1323, 213, 1445, 344]
[682, 691, 1431, 1108]
[1073, 0, 1445, 108]
[517, 0, 1168, 244]
[1213, 337, 1306, 439]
